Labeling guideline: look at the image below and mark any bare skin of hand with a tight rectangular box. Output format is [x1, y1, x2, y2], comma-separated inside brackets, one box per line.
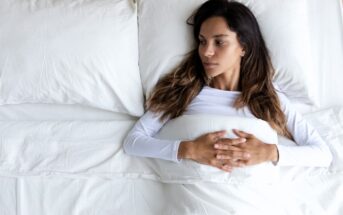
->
[214, 129, 279, 168]
[178, 130, 249, 172]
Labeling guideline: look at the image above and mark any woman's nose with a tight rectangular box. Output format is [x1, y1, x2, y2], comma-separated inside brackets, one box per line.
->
[202, 44, 215, 57]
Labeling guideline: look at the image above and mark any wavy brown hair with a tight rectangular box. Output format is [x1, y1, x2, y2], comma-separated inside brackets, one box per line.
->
[146, 0, 292, 138]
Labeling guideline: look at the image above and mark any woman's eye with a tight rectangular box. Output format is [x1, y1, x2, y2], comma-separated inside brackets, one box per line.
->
[215, 40, 225, 46]
[199, 40, 206, 45]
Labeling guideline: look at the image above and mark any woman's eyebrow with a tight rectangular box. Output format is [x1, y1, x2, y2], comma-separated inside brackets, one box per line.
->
[199, 34, 230, 39]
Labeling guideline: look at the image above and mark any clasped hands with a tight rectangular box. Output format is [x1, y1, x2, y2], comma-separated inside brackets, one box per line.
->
[178, 129, 278, 172]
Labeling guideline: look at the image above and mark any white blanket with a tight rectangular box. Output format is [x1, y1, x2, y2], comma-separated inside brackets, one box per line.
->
[0, 114, 279, 184]
[0, 108, 342, 214]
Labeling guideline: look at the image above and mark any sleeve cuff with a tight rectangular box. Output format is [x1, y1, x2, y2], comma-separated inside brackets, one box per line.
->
[271, 144, 280, 166]
[172, 140, 182, 163]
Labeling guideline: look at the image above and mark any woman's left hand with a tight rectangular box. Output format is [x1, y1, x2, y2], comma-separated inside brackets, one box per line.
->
[214, 129, 279, 167]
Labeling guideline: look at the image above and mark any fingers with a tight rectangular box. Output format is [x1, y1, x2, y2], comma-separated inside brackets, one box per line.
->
[216, 159, 245, 172]
[209, 153, 248, 172]
[210, 159, 233, 172]
[232, 129, 254, 138]
[214, 149, 250, 172]
[216, 150, 250, 160]
[214, 145, 240, 151]
[203, 130, 226, 143]
[215, 137, 246, 148]
[210, 130, 226, 140]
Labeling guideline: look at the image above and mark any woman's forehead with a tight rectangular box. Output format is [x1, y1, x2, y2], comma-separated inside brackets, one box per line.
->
[199, 17, 236, 38]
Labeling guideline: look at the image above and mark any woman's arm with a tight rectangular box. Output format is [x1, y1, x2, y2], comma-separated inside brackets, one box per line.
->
[214, 93, 333, 168]
[124, 111, 248, 171]
[274, 93, 333, 167]
[123, 111, 181, 162]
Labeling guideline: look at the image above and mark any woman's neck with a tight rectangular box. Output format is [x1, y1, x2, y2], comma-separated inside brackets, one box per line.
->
[210, 68, 240, 91]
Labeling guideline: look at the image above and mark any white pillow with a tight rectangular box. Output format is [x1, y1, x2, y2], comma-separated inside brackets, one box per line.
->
[0, 0, 144, 116]
[305, 0, 343, 108]
[153, 114, 279, 183]
[138, 0, 316, 105]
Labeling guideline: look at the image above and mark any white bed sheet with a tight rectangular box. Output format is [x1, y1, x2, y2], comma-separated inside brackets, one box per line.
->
[0, 104, 137, 121]
[0, 104, 342, 214]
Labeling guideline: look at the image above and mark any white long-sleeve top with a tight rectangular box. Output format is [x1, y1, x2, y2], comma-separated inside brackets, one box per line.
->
[123, 86, 332, 167]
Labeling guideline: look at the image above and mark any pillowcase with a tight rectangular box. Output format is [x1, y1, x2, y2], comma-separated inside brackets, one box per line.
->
[153, 114, 279, 183]
[304, 0, 343, 108]
[138, 0, 316, 105]
[0, 0, 144, 116]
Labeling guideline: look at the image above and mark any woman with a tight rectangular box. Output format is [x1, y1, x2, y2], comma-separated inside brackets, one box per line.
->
[123, 0, 332, 173]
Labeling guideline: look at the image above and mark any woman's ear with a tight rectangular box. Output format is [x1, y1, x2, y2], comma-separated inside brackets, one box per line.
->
[241, 50, 245, 57]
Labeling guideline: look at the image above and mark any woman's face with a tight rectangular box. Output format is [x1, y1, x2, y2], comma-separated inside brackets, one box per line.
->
[198, 16, 244, 79]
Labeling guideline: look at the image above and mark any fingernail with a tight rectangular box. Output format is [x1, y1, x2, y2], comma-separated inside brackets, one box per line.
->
[214, 144, 219, 148]
[244, 153, 250, 158]
[241, 138, 246, 142]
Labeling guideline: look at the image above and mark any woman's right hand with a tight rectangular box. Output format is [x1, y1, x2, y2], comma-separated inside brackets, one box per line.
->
[177, 130, 249, 172]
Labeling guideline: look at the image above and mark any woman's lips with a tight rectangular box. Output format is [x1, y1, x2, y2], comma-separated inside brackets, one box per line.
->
[203, 62, 218, 69]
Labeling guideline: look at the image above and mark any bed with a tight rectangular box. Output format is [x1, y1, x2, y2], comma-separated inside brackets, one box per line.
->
[0, 0, 342, 214]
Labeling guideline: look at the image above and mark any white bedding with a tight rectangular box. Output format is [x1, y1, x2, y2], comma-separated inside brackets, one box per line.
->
[0, 0, 342, 214]
[0, 0, 144, 116]
[155, 115, 279, 184]
[0, 104, 136, 121]
[0, 106, 342, 214]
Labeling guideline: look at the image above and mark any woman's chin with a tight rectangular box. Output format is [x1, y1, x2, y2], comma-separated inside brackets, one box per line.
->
[206, 71, 219, 78]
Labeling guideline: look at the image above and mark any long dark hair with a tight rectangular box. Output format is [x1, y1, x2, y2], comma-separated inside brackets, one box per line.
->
[147, 0, 292, 138]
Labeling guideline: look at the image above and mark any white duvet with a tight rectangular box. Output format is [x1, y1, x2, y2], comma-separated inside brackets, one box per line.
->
[0, 107, 342, 214]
